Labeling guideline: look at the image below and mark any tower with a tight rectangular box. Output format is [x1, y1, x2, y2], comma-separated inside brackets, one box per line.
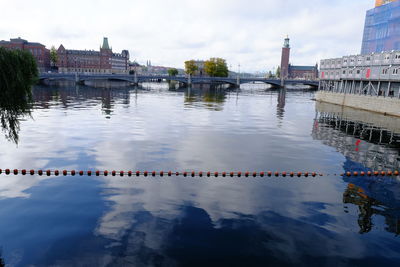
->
[280, 36, 290, 79]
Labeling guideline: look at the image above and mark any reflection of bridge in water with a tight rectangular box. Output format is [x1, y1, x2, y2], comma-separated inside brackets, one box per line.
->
[39, 73, 319, 88]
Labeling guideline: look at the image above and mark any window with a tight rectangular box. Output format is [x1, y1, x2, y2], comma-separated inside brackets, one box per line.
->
[357, 70, 361, 74]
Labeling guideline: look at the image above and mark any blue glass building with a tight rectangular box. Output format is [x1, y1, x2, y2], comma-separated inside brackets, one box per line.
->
[361, 0, 400, 54]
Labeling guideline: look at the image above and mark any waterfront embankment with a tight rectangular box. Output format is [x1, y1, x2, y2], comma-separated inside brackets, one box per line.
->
[315, 91, 400, 117]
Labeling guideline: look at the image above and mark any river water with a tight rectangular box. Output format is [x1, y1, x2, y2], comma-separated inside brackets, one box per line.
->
[0, 83, 399, 266]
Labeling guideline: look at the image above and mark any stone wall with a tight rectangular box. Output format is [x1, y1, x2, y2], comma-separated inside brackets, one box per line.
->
[315, 91, 400, 117]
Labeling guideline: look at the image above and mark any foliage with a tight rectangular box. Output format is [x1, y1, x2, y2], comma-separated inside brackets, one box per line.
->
[276, 66, 281, 78]
[168, 68, 178, 76]
[50, 45, 58, 66]
[204, 58, 228, 77]
[184, 60, 198, 75]
[0, 47, 37, 143]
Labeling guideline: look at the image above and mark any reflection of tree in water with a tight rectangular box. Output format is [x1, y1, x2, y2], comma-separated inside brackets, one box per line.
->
[184, 86, 227, 110]
[343, 183, 400, 235]
[0, 94, 31, 144]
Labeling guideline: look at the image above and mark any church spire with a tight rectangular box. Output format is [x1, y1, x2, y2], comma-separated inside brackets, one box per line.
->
[101, 37, 110, 50]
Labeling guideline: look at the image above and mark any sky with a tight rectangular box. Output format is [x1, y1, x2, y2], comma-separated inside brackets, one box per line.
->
[0, 0, 374, 73]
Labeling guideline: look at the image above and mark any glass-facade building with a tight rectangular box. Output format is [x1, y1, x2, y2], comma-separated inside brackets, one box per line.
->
[361, 0, 400, 54]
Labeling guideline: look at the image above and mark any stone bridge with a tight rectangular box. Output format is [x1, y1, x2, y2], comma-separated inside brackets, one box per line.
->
[39, 73, 319, 88]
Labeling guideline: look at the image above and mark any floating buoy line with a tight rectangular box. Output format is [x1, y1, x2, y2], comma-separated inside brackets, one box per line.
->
[0, 169, 399, 178]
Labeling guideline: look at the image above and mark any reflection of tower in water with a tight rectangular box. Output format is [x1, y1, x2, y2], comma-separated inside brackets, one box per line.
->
[276, 89, 286, 121]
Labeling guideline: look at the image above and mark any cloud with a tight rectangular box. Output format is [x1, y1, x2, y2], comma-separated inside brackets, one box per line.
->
[0, 0, 374, 71]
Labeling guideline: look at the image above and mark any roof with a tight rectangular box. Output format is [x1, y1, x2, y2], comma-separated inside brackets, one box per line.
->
[102, 37, 110, 50]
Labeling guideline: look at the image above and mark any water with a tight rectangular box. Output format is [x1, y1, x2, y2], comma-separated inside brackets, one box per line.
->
[0, 83, 400, 266]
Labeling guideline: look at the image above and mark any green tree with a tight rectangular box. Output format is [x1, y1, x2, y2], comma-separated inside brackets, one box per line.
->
[0, 47, 38, 143]
[276, 66, 281, 78]
[168, 68, 178, 76]
[184, 60, 198, 75]
[50, 45, 58, 67]
[204, 58, 228, 77]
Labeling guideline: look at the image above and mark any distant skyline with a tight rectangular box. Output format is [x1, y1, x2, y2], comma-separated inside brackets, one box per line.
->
[0, 0, 373, 73]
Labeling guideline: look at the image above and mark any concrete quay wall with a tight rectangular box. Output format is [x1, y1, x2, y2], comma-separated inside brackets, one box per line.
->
[315, 91, 400, 117]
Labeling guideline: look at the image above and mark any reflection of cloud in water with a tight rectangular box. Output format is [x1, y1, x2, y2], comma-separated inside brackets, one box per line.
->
[90, 175, 400, 266]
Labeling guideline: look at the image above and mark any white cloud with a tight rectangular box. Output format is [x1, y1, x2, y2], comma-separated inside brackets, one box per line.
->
[0, 0, 374, 71]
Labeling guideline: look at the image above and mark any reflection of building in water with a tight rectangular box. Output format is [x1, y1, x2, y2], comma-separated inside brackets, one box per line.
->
[313, 102, 400, 171]
[343, 183, 400, 235]
[31, 85, 131, 118]
[276, 89, 286, 120]
[313, 102, 400, 235]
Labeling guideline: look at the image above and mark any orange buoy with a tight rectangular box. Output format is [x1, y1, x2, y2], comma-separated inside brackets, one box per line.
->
[230, 172, 234, 177]
[214, 172, 219, 177]
[5, 169, 10, 175]
[112, 171, 116, 176]
[253, 172, 257, 177]
[199, 171, 203, 177]
[96, 170, 100, 176]
[30, 170, 35, 175]
[175, 172, 180, 176]
[183, 172, 187, 177]
[54, 170, 59, 176]
[353, 171, 358, 177]
[346, 172, 351, 177]
[374, 171, 379, 176]
[22, 169, 27, 175]
[192, 171, 196, 177]
[245, 172, 249, 177]
[304, 172, 309, 177]
[222, 172, 227, 177]
[13, 169, 18, 175]
[104, 170, 108, 176]
[394, 170, 399, 176]
[360, 171, 365, 176]
[282, 172, 287, 177]
[267, 171, 272, 177]
[144, 171, 148, 177]
[159, 171, 164, 177]
[297, 172, 302, 177]
[367, 171, 372, 176]
[136, 171, 140, 176]
[38, 170, 43, 176]
[168, 171, 172, 176]
[152, 171, 156, 177]
[128, 171, 132, 177]
[387, 171, 393, 176]
[207, 172, 211, 177]
[237, 172, 242, 177]
[290, 172, 294, 177]
[260, 172, 265, 177]
[79, 171, 84, 176]
[381, 171, 386, 176]
[87, 171, 91, 176]
[312, 172, 317, 177]
[119, 171, 123, 176]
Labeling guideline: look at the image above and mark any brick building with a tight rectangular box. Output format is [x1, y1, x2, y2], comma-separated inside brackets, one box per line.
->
[280, 36, 318, 80]
[0, 37, 50, 72]
[57, 37, 129, 74]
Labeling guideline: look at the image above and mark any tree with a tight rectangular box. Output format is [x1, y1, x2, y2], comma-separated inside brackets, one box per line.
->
[168, 68, 178, 76]
[276, 66, 281, 78]
[184, 60, 198, 75]
[204, 58, 228, 77]
[50, 46, 58, 67]
[0, 47, 38, 143]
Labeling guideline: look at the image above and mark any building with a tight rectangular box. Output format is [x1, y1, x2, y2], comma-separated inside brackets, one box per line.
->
[280, 36, 318, 79]
[57, 37, 129, 74]
[361, 0, 400, 54]
[0, 37, 50, 72]
[319, 50, 400, 97]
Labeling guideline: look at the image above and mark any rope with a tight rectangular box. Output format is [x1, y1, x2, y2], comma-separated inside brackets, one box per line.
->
[0, 169, 399, 178]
